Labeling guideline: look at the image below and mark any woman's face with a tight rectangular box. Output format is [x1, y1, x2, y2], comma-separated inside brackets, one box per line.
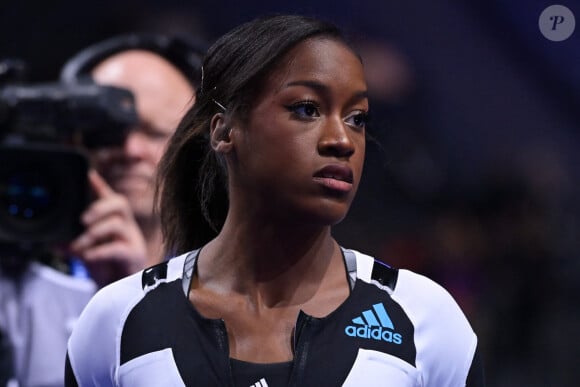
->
[231, 38, 368, 226]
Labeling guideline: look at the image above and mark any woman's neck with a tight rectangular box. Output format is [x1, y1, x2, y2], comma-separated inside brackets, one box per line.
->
[196, 218, 344, 309]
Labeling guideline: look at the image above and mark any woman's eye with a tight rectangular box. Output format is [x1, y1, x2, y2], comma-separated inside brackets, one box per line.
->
[345, 111, 368, 129]
[287, 101, 320, 118]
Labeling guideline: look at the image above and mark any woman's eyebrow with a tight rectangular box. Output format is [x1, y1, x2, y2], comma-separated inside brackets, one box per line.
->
[284, 79, 368, 101]
[285, 79, 328, 92]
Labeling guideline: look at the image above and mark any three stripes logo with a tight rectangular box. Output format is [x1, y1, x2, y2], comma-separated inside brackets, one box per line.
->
[250, 378, 269, 387]
[344, 303, 403, 344]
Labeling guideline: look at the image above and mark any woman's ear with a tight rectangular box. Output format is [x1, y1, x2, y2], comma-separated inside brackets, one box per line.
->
[210, 113, 234, 153]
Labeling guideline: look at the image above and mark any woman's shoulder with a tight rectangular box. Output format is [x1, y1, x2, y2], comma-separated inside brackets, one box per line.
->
[66, 267, 146, 385]
[345, 247, 480, 385]
[66, 252, 193, 385]
[345, 247, 470, 319]
[76, 251, 192, 325]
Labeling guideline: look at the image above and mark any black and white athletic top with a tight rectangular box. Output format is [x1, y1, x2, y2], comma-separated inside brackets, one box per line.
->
[65, 248, 484, 386]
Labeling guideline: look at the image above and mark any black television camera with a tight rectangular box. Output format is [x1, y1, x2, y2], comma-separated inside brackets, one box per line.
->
[0, 60, 138, 255]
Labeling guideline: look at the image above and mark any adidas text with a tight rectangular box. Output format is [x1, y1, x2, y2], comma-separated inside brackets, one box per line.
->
[345, 325, 403, 344]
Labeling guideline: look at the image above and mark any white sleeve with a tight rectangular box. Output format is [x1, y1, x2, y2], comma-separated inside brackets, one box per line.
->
[392, 269, 478, 386]
[66, 273, 144, 387]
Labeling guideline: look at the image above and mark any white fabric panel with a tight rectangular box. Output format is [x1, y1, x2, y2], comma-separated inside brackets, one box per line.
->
[118, 348, 185, 386]
[391, 269, 477, 386]
[350, 250, 375, 283]
[342, 348, 421, 386]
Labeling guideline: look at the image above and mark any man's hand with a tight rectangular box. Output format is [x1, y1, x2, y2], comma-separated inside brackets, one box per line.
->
[70, 170, 148, 287]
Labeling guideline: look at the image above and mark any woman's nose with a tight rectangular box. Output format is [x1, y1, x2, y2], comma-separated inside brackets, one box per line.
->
[318, 117, 355, 158]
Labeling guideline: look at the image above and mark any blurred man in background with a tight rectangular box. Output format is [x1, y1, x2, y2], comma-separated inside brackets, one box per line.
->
[62, 34, 204, 286]
[0, 33, 204, 387]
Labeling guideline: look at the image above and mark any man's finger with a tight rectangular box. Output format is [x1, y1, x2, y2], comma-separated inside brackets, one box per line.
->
[88, 169, 114, 198]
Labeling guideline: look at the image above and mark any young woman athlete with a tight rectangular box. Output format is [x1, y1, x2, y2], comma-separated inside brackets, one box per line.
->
[65, 14, 484, 386]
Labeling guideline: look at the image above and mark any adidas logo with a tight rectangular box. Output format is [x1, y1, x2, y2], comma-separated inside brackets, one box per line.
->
[345, 303, 403, 344]
[250, 378, 269, 387]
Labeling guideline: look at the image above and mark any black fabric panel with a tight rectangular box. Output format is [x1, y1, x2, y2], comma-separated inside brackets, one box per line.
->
[371, 260, 399, 291]
[466, 345, 486, 387]
[64, 353, 80, 387]
[120, 280, 231, 386]
[230, 358, 292, 387]
[141, 261, 169, 289]
[0, 328, 15, 387]
[295, 279, 417, 385]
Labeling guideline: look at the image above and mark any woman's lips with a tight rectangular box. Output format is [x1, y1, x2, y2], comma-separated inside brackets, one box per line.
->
[313, 164, 354, 193]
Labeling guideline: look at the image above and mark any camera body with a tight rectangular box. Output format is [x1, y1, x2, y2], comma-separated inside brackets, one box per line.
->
[0, 33, 204, 256]
[0, 79, 138, 252]
[0, 145, 89, 249]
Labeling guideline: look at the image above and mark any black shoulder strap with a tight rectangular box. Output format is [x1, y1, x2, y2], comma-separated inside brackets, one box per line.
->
[371, 260, 399, 291]
[342, 247, 399, 292]
[342, 248, 357, 290]
[182, 250, 199, 296]
[141, 261, 169, 290]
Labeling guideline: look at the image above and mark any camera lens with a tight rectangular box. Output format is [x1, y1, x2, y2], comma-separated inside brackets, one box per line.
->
[0, 145, 90, 246]
[1, 172, 55, 221]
